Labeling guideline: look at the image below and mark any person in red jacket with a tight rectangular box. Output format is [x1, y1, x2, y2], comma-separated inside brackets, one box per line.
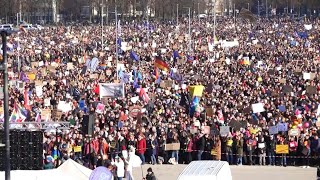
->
[136, 134, 146, 165]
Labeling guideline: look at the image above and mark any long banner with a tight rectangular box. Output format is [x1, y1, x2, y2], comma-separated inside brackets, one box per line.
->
[99, 83, 125, 98]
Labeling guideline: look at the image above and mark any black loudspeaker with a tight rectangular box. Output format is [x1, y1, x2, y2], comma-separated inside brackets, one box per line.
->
[82, 115, 94, 135]
[0, 130, 43, 170]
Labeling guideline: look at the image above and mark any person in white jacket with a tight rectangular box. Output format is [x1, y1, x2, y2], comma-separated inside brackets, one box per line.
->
[113, 156, 125, 180]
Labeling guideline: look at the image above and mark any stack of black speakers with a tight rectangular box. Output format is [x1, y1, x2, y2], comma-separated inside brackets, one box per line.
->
[0, 130, 43, 170]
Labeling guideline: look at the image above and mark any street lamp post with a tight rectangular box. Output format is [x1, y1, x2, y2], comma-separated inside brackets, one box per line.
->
[1, 30, 12, 180]
[187, 7, 191, 52]
[176, 4, 179, 25]
[101, 0, 104, 50]
[115, 5, 119, 81]
[213, 0, 216, 41]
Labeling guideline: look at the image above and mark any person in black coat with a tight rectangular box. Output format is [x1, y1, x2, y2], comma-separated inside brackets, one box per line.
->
[197, 133, 206, 160]
[144, 167, 156, 180]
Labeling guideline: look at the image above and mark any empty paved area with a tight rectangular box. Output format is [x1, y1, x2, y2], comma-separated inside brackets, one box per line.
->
[133, 164, 317, 180]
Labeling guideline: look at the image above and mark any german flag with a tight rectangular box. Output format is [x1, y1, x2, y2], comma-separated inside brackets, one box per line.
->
[154, 57, 170, 71]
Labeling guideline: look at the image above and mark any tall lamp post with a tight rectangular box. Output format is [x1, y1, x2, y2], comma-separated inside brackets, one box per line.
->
[1, 29, 14, 180]
[183, 7, 191, 53]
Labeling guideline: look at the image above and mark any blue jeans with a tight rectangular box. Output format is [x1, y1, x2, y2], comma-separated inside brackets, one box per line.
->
[197, 150, 203, 160]
[268, 150, 275, 165]
[151, 154, 156, 164]
[226, 152, 233, 165]
[237, 156, 242, 165]
[138, 153, 145, 165]
[118, 178, 123, 180]
[172, 151, 179, 163]
[281, 154, 287, 166]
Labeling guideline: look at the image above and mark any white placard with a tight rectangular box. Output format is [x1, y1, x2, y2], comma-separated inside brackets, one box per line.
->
[252, 103, 265, 113]
[258, 143, 265, 149]
[303, 72, 311, 80]
[35, 86, 43, 97]
[219, 126, 230, 136]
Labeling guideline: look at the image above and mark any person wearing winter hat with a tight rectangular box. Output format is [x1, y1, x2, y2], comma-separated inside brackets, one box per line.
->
[143, 167, 156, 180]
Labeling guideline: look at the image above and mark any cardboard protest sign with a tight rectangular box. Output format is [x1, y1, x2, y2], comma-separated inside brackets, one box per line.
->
[306, 86, 317, 95]
[165, 143, 180, 151]
[205, 107, 213, 117]
[279, 78, 286, 84]
[51, 110, 63, 120]
[31, 62, 38, 68]
[282, 85, 293, 93]
[90, 74, 99, 79]
[228, 119, 241, 131]
[251, 103, 265, 113]
[268, 126, 278, 135]
[164, 80, 173, 88]
[189, 85, 204, 97]
[41, 109, 51, 120]
[67, 63, 74, 70]
[219, 126, 230, 136]
[276, 145, 289, 154]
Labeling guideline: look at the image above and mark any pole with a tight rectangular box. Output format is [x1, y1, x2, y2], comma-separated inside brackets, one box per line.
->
[106, 0, 109, 25]
[115, 5, 119, 81]
[213, 0, 216, 41]
[101, 0, 104, 50]
[198, 2, 200, 23]
[248, 3, 250, 10]
[16, 13, 18, 26]
[188, 7, 191, 53]
[19, 0, 22, 22]
[258, 0, 260, 18]
[146, 1, 149, 42]
[1, 31, 11, 180]
[266, 0, 268, 18]
[176, 4, 179, 25]
[234, 3, 236, 31]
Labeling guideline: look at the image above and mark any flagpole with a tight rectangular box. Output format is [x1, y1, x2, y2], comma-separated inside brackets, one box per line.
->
[115, 4, 118, 81]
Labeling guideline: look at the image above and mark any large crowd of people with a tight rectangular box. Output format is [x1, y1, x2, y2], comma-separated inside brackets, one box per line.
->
[2, 15, 320, 178]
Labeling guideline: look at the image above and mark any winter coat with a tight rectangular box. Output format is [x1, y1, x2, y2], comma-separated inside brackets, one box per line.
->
[137, 138, 146, 154]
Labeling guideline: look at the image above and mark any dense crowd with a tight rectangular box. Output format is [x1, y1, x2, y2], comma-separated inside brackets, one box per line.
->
[2, 16, 320, 179]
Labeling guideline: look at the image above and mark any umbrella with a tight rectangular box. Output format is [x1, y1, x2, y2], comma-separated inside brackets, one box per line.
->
[89, 166, 113, 180]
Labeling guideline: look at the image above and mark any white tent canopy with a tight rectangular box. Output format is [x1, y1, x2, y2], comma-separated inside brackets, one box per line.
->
[0, 159, 92, 180]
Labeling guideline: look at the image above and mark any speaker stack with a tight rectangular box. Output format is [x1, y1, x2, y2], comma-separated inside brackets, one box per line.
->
[82, 114, 94, 136]
[0, 130, 44, 170]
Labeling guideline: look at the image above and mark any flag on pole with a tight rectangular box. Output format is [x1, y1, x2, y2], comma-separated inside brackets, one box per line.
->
[139, 86, 149, 103]
[24, 88, 31, 110]
[36, 113, 41, 123]
[154, 57, 170, 71]
[130, 51, 139, 61]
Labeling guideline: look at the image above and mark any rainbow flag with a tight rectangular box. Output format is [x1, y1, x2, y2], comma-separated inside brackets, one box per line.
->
[154, 57, 170, 71]
[9, 103, 27, 122]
